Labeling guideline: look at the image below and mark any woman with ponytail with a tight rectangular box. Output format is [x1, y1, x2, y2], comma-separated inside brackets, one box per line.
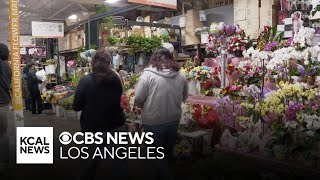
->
[73, 48, 125, 132]
[73, 48, 127, 180]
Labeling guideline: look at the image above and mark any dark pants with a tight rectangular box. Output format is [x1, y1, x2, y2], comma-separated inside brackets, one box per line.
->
[25, 98, 31, 111]
[143, 121, 179, 180]
[30, 91, 42, 114]
[79, 126, 128, 180]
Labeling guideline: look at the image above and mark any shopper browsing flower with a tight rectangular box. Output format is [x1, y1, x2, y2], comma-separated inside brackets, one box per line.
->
[73, 48, 127, 180]
[134, 47, 189, 180]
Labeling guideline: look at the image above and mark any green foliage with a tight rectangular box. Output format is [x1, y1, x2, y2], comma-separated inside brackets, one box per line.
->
[161, 35, 170, 43]
[95, 5, 111, 14]
[89, 44, 98, 50]
[107, 36, 120, 45]
[58, 95, 75, 110]
[312, 4, 320, 16]
[126, 35, 162, 53]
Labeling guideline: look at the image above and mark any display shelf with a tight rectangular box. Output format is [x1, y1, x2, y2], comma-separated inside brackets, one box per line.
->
[59, 48, 78, 54]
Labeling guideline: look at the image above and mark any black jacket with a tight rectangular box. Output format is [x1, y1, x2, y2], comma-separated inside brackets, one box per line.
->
[0, 61, 11, 106]
[27, 69, 42, 95]
[73, 73, 125, 132]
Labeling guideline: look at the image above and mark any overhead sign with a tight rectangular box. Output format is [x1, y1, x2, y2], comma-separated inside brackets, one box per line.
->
[128, 0, 177, 9]
[32, 21, 64, 38]
[9, 0, 24, 124]
[20, 35, 36, 47]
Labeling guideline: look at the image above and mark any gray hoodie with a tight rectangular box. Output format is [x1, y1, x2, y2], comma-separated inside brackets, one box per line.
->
[134, 67, 188, 125]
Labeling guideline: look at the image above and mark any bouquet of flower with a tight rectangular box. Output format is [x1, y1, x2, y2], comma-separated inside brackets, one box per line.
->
[293, 27, 315, 49]
[122, 89, 142, 120]
[193, 103, 219, 129]
[206, 34, 221, 56]
[228, 35, 253, 57]
[124, 73, 140, 91]
[220, 85, 243, 100]
[46, 59, 57, 65]
[67, 60, 76, 68]
[180, 60, 197, 80]
[58, 95, 75, 110]
[257, 26, 284, 51]
[189, 66, 218, 82]
[237, 61, 263, 86]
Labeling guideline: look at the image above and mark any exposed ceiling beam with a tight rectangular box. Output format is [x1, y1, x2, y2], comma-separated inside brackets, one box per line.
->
[77, 3, 89, 12]
[48, 2, 76, 19]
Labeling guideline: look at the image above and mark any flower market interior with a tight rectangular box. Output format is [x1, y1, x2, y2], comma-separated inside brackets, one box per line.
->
[2, 0, 320, 179]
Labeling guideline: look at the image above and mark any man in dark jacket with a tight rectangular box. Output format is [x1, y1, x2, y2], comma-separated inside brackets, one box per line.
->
[27, 62, 43, 114]
[22, 65, 31, 111]
[0, 43, 11, 174]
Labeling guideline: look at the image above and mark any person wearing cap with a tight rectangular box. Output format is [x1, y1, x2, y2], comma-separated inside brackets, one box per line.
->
[135, 47, 188, 180]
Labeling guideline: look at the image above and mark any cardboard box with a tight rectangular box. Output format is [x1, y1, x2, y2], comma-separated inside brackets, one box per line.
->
[234, 9, 247, 21]
[247, 18, 259, 29]
[234, 0, 248, 10]
[246, 29, 259, 39]
[246, 7, 259, 18]
[234, 20, 248, 30]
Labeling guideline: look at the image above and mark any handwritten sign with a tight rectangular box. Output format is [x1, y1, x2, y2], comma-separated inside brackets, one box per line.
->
[32, 21, 64, 38]
[128, 0, 177, 9]
[20, 35, 36, 47]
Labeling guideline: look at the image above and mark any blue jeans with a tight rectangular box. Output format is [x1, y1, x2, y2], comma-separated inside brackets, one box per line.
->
[144, 121, 179, 180]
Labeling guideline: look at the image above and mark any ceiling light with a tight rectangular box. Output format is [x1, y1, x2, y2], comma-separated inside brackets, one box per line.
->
[68, 15, 77, 20]
[105, 0, 119, 3]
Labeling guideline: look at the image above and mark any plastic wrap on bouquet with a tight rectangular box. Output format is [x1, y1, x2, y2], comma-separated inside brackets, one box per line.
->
[188, 80, 199, 95]
[227, 73, 238, 86]
[202, 58, 220, 68]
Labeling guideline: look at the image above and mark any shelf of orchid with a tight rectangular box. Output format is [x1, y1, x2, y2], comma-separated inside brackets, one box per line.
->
[178, 24, 320, 168]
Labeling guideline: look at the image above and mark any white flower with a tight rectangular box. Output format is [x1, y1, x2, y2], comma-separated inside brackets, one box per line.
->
[306, 130, 315, 137]
[304, 60, 309, 65]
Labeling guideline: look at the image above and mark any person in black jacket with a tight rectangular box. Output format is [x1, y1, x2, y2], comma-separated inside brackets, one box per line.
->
[73, 48, 127, 180]
[27, 62, 43, 114]
[22, 65, 31, 111]
[0, 43, 11, 172]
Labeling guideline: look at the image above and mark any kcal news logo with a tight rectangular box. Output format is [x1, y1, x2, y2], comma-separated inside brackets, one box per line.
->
[16, 127, 53, 164]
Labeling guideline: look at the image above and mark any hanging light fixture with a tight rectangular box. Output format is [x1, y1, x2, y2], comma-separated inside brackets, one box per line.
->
[105, 0, 119, 3]
[68, 14, 77, 20]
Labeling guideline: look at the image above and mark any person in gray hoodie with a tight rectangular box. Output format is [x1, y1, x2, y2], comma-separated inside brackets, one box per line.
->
[135, 47, 188, 180]
[0, 43, 11, 174]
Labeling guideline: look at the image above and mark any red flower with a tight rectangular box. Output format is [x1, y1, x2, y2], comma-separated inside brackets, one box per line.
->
[205, 80, 213, 89]
[193, 104, 202, 121]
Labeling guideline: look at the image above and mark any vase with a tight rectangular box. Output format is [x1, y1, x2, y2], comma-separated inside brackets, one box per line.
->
[307, 75, 316, 86]
[188, 80, 199, 95]
[56, 106, 64, 117]
[64, 109, 77, 120]
[45, 64, 56, 74]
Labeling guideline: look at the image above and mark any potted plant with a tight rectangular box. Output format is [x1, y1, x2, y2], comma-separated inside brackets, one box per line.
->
[45, 59, 57, 74]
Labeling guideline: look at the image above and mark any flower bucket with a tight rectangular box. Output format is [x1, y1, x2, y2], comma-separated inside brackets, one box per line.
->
[64, 110, 77, 120]
[52, 104, 56, 113]
[56, 106, 64, 117]
[45, 64, 56, 74]
[307, 75, 316, 86]
[188, 80, 199, 95]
